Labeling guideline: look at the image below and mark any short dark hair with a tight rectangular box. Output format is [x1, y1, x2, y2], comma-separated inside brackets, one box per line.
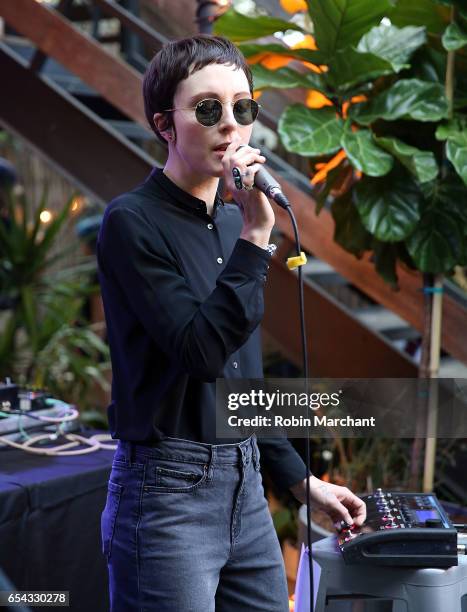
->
[143, 35, 254, 146]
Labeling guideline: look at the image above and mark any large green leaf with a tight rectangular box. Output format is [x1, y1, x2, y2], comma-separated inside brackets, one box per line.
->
[406, 209, 464, 273]
[327, 48, 395, 91]
[390, 0, 450, 35]
[446, 139, 467, 185]
[331, 192, 373, 256]
[278, 105, 344, 156]
[357, 24, 427, 72]
[307, 0, 394, 61]
[341, 128, 394, 176]
[442, 23, 467, 51]
[250, 64, 328, 93]
[436, 118, 467, 185]
[371, 240, 399, 286]
[354, 171, 422, 241]
[213, 8, 305, 42]
[435, 116, 467, 140]
[238, 43, 327, 66]
[374, 136, 439, 183]
[350, 79, 449, 124]
[408, 174, 467, 272]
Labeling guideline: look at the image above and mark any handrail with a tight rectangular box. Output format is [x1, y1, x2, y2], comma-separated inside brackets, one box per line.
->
[1, 0, 147, 126]
[90, 0, 168, 51]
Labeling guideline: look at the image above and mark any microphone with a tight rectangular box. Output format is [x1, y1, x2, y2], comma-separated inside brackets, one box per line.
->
[237, 144, 290, 209]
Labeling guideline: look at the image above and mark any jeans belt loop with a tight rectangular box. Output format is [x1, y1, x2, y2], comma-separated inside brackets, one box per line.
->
[125, 441, 135, 465]
[208, 445, 216, 481]
[251, 436, 259, 471]
[121, 441, 129, 463]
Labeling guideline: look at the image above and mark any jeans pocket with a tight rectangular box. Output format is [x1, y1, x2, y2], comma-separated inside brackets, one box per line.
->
[146, 460, 208, 493]
[101, 480, 123, 558]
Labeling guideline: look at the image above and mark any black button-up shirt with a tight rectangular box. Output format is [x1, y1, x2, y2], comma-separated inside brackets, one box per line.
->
[97, 167, 307, 490]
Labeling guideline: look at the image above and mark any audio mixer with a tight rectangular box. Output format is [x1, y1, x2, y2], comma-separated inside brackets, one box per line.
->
[338, 490, 460, 567]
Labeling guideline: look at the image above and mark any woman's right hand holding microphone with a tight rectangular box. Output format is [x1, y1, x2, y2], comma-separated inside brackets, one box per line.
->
[221, 139, 275, 250]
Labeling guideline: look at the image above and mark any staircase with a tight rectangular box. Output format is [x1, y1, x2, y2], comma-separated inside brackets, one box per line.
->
[1, 0, 466, 378]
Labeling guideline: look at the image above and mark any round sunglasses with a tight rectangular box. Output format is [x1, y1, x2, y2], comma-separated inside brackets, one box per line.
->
[163, 97, 260, 127]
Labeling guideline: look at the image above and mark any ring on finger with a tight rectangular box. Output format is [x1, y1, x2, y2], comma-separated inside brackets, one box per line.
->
[232, 166, 244, 190]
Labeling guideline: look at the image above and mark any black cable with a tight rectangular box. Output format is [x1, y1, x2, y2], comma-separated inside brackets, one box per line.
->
[283, 199, 313, 612]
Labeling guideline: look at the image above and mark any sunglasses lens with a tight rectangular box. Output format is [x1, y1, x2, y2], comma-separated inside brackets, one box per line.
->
[195, 99, 222, 126]
[234, 98, 259, 125]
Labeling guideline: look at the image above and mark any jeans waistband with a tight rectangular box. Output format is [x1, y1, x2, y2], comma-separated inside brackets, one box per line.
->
[117, 434, 259, 469]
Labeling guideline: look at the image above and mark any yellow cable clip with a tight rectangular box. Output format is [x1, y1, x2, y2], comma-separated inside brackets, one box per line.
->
[286, 252, 307, 270]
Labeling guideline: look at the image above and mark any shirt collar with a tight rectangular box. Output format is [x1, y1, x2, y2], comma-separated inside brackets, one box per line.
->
[148, 167, 224, 217]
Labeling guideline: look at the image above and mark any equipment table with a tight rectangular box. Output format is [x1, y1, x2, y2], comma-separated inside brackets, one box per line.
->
[0, 431, 115, 612]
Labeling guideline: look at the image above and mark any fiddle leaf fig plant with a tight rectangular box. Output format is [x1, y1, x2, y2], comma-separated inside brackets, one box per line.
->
[215, 0, 467, 286]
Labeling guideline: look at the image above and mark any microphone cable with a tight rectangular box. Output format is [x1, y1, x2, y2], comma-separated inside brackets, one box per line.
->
[278, 194, 314, 612]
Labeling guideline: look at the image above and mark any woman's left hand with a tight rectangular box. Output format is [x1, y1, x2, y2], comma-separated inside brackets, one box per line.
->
[290, 475, 367, 527]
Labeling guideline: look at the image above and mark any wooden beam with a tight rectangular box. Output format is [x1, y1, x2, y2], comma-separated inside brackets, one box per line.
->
[0, 0, 147, 127]
[0, 44, 156, 202]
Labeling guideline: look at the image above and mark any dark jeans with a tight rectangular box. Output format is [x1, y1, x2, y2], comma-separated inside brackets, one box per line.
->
[101, 435, 289, 611]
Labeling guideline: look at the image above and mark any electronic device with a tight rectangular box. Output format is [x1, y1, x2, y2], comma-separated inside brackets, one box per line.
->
[338, 490, 459, 567]
[0, 381, 19, 411]
[0, 379, 80, 447]
[0, 380, 50, 412]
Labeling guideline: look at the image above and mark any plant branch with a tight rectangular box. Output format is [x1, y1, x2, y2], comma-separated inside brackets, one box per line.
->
[445, 6, 458, 122]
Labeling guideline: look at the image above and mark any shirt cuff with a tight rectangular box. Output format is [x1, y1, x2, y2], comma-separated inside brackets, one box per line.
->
[257, 438, 310, 491]
[226, 238, 270, 281]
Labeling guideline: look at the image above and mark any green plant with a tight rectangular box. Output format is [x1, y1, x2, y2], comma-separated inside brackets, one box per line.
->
[215, 0, 467, 286]
[0, 188, 110, 410]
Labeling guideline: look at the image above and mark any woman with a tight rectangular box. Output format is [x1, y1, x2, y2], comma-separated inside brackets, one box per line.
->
[98, 34, 366, 611]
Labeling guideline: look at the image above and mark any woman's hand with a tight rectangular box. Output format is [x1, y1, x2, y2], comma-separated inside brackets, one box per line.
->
[290, 475, 367, 528]
[221, 139, 275, 249]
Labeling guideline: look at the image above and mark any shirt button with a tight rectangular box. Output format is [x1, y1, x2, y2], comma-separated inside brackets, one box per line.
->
[217, 257, 223, 264]
[233, 361, 238, 369]
[207, 223, 214, 230]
